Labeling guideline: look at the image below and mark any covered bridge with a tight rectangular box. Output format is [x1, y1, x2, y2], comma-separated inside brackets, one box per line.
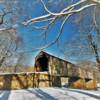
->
[34, 51, 99, 89]
[0, 51, 99, 90]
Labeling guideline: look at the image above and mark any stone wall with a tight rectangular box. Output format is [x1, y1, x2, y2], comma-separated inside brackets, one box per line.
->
[0, 72, 97, 90]
[0, 72, 50, 90]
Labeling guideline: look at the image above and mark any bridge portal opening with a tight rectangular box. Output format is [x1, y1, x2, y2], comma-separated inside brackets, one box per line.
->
[35, 54, 49, 72]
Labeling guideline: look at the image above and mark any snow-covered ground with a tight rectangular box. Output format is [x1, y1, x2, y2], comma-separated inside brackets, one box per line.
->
[0, 88, 100, 100]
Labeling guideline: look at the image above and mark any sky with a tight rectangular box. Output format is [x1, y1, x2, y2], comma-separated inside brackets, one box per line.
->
[0, 0, 97, 66]
[15, 0, 78, 65]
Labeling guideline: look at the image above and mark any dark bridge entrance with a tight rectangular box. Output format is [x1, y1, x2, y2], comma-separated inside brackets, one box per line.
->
[35, 54, 49, 72]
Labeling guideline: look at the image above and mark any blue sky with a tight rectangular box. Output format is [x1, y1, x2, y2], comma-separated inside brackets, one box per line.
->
[0, 0, 97, 66]
[15, 0, 78, 65]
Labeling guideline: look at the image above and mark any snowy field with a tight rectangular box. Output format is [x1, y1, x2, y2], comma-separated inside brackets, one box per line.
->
[0, 88, 100, 100]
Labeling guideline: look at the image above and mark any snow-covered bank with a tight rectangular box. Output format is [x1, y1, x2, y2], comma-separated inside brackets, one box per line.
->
[0, 88, 100, 100]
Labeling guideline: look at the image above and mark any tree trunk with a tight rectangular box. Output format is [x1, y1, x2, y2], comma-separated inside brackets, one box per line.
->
[95, 55, 100, 71]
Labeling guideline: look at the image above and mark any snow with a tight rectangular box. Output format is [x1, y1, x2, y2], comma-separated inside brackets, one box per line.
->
[0, 72, 48, 75]
[0, 88, 100, 100]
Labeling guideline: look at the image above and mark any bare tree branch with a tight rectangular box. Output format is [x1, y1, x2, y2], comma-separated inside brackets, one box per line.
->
[23, 0, 98, 25]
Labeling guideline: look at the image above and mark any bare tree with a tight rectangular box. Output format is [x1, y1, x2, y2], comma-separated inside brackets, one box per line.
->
[57, 6, 100, 70]
[20, 0, 100, 70]
[22, 0, 100, 49]
[1, 0, 100, 52]
[0, 3, 23, 72]
[0, 29, 21, 69]
[1, 0, 100, 71]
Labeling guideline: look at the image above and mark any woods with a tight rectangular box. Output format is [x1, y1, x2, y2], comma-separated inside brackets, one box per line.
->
[0, 0, 100, 71]
[23, 0, 100, 70]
